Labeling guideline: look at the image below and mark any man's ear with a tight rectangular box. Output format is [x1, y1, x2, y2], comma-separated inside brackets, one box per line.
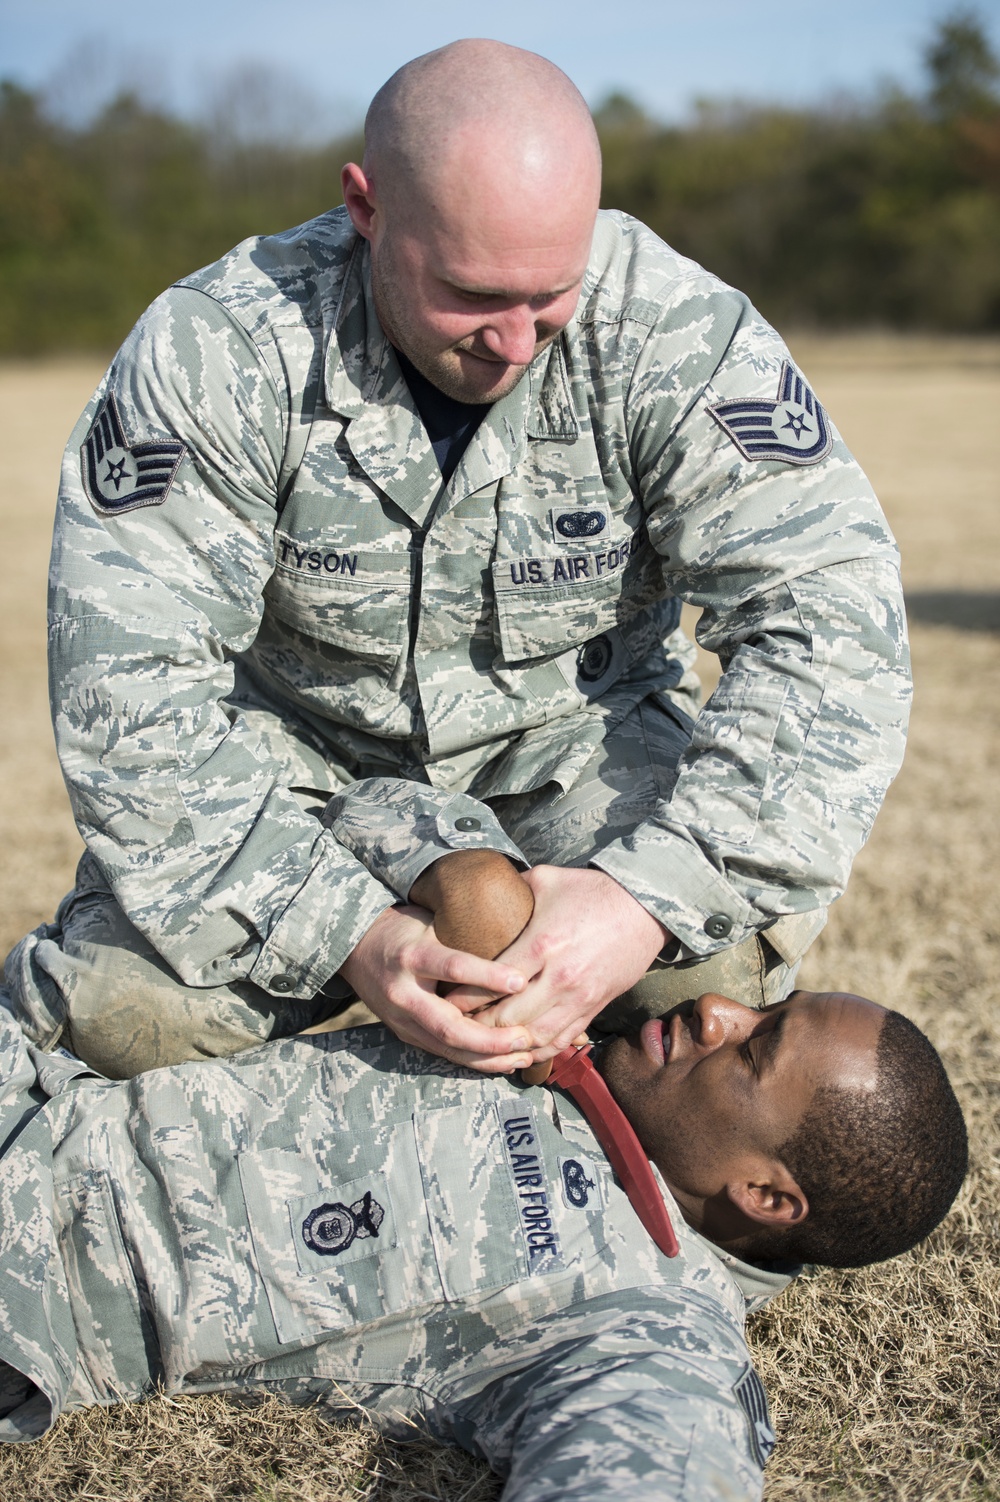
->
[341, 163, 378, 239]
[727, 1163, 809, 1227]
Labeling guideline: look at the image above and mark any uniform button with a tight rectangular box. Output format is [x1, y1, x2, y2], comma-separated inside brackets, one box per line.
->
[704, 914, 733, 940]
[271, 975, 295, 993]
[454, 816, 481, 832]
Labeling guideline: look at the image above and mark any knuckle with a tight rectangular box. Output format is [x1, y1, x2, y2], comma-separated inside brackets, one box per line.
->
[438, 952, 464, 984]
[394, 942, 415, 975]
[435, 1016, 464, 1049]
[548, 958, 585, 994]
[382, 979, 409, 1010]
[529, 931, 558, 965]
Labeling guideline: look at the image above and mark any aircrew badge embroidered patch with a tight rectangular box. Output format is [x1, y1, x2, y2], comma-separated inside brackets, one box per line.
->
[549, 505, 610, 543]
[708, 361, 832, 466]
[81, 393, 186, 516]
[559, 1154, 602, 1210]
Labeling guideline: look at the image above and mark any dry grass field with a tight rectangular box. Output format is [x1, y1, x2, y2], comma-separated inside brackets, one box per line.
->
[0, 338, 998, 1499]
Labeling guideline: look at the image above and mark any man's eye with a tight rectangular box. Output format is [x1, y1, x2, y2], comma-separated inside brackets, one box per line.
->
[740, 1041, 758, 1075]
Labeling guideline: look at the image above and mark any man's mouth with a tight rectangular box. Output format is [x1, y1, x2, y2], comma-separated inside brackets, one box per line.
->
[639, 1007, 696, 1069]
[639, 1017, 668, 1067]
[454, 342, 514, 367]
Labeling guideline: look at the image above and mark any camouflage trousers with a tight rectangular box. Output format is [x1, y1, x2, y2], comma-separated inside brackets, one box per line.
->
[3, 697, 806, 1077]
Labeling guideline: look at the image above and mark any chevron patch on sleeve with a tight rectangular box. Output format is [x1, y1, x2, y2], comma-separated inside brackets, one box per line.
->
[733, 1365, 776, 1468]
[81, 393, 186, 516]
[708, 360, 833, 466]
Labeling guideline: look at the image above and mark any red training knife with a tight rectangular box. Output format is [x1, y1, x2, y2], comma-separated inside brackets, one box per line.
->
[546, 1043, 680, 1258]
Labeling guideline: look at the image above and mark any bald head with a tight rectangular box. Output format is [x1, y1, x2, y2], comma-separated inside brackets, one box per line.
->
[364, 40, 601, 221]
[341, 41, 601, 402]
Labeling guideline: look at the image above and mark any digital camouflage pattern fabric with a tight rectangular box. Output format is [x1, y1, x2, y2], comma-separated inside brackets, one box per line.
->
[0, 1002, 793, 1499]
[8, 208, 909, 1045]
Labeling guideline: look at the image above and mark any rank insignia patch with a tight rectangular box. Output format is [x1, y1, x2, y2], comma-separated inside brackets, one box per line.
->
[81, 393, 186, 516]
[708, 361, 832, 467]
[734, 1367, 776, 1468]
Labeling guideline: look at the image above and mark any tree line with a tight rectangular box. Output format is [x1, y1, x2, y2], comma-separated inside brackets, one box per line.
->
[2, 10, 998, 354]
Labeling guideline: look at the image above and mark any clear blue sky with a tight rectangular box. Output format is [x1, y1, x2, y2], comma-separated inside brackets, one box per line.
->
[3, 0, 999, 133]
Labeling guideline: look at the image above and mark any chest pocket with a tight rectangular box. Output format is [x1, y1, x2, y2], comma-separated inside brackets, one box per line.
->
[491, 533, 668, 665]
[264, 539, 412, 665]
[238, 1127, 440, 1346]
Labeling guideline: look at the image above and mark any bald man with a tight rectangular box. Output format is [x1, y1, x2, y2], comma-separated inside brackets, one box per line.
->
[4, 40, 910, 1079]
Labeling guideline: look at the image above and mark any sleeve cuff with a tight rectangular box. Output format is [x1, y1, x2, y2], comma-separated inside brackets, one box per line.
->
[322, 777, 529, 901]
[589, 823, 755, 957]
[248, 841, 397, 999]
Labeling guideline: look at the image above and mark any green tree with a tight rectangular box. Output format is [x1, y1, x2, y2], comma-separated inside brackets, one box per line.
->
[925, 7, 1000, 120]
[2, 12, 1000, 353]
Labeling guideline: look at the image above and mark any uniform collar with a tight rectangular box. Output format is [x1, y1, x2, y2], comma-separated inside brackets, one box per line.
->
[547, 1043, 679, 1258]
[690, 1232, 800, 1314]
[323, 235, 581, 526]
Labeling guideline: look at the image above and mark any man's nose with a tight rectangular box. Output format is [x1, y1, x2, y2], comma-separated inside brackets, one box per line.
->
[692, 992, 754, 1050]
[480, 307, 540, 366]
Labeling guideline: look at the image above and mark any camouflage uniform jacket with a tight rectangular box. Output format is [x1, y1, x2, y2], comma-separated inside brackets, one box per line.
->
[0, 1007, 792, 1498]
[50, 208, 910, 997]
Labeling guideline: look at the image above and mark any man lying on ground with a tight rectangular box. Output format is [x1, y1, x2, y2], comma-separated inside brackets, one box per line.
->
[0, 851, 967, 1500]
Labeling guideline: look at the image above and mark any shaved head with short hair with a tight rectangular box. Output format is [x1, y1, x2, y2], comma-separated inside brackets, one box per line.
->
[342, 40, 602, 402]
[363, 39, 601, 223]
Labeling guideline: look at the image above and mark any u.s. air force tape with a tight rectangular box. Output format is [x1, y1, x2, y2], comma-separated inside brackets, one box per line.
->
[81, 393, 186, 516]
[497, 1098, 564, 1273]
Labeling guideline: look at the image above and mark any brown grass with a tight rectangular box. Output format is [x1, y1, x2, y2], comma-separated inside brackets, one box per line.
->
[1, 339, 998, 1498]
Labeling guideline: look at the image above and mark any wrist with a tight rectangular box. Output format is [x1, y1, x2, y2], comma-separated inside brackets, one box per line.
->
[610, 874, 672, 956]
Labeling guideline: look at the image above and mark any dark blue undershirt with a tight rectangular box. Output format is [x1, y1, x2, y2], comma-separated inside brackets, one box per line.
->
[396, 348, 492, 485]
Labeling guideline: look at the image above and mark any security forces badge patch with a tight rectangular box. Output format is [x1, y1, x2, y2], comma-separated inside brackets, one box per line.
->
[81, 392, 186, 516]
[708, 361, 832, 467]
[301, 1190, 385, 1256]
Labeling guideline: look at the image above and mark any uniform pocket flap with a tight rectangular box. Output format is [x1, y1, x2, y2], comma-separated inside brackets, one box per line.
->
[264, 541, 412, 657]
[491, 530, 665, 663]
[238, 1139, 436, 1346]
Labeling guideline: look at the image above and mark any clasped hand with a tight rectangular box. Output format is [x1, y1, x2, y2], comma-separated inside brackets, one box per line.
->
[339, 850, 667, 1072]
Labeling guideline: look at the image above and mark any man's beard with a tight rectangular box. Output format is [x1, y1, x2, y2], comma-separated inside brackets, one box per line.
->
[370, 243, 536, 406]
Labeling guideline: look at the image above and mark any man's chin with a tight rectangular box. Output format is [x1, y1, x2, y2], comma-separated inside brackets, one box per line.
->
[598, 1000, 696, 1090]
[594, 1030, 651, 1103]
[437, 357, 528, 404]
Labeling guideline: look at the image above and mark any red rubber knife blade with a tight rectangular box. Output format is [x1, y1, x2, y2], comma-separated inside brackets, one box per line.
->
[546, 1043, 680, 1258]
